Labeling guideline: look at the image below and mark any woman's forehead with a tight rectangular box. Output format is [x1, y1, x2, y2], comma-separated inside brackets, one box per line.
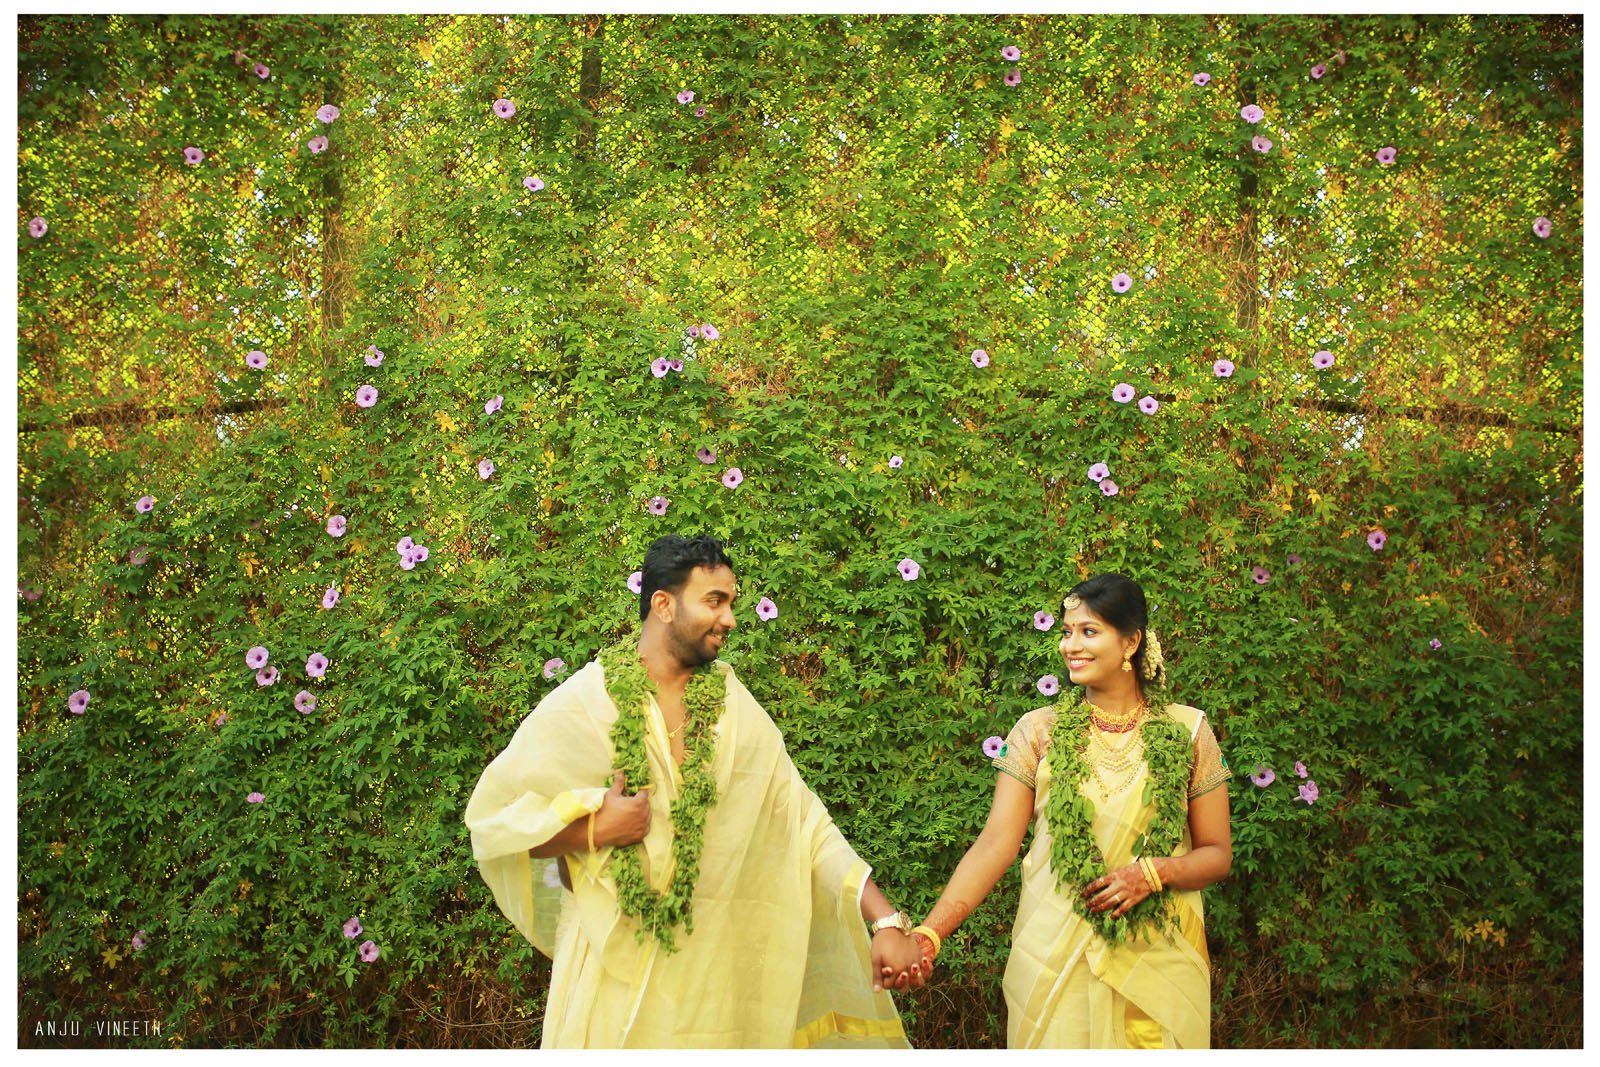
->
[1060, 603, 1110, 626]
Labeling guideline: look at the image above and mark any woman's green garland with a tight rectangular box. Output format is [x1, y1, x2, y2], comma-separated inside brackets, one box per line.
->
[597, 629, 725, 953]
[1041, 686, 1192, 946]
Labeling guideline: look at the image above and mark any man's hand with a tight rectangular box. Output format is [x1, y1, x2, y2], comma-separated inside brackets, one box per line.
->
[870, 929, 926, 994]
[592, 771, 651, 848]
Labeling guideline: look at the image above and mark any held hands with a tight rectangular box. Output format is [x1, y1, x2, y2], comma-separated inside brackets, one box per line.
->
[1082, 861, 1154, 920]
[592, 771, 651, 849]
[870, 929, 929, 994]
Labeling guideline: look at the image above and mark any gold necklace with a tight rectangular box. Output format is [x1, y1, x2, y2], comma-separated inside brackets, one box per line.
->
[1089, 698, 1148, 733]
[1088, 711, 1147, 795]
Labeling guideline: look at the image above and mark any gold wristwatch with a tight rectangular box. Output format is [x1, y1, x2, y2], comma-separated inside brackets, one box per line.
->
[869, 910, 908, 934]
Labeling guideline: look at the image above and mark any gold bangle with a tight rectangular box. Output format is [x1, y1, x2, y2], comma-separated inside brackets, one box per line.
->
[911, 925, 942, 958]
[587, 812, 597, 853]
[1143, 856, 1163, 893]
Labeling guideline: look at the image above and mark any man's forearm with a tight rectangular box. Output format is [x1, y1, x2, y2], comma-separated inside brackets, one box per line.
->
[528, 813, 592, 859]
[859, 875, 898, 923]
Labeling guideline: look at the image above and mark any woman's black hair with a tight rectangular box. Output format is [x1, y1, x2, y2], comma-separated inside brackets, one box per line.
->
[638, 535, 735, 621]
[1065, 573, 1168, 691]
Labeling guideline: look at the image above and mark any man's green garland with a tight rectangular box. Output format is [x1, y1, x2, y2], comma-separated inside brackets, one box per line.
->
[1041, 687, 1192, 946]
[597, 631, 725, 953]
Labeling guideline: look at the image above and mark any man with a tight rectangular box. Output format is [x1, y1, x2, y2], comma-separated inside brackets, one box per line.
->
[466, 534, 923, 1047]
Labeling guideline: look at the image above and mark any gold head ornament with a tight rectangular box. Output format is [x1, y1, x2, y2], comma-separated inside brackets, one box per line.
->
[1062, 594, 1084, 612]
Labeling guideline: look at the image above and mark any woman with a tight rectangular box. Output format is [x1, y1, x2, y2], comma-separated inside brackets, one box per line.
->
[901, 573, 1232, 1048]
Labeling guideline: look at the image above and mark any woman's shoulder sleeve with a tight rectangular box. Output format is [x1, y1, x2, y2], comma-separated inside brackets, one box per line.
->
[990, 706, 1055, 791]
[1186, 709, 1234, 799]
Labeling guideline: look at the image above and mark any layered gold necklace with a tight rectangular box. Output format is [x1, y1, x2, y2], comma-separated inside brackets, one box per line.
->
[1086, 697, 1150, 797]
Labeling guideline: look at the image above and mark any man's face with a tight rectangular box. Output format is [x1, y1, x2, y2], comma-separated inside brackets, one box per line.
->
[662, 564, 739, 668]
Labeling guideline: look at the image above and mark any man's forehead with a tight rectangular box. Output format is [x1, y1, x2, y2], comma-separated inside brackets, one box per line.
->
[684, 564, 737, 596]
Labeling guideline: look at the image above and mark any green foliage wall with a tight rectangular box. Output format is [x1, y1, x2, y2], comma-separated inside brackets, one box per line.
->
[17, 13, 1581, 1048]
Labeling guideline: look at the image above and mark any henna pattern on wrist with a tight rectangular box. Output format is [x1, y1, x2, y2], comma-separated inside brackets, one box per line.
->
[924, 899, 973, 938]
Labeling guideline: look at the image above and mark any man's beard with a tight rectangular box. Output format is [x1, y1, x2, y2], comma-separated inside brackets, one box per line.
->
[668, 622, 721, 669]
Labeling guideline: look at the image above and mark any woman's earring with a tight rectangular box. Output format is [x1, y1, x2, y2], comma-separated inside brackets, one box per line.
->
[1121, 653, 1133, 672]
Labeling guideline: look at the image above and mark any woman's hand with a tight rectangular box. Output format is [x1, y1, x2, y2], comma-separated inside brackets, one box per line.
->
[870, 929, 926, 993]
[1082, 861, 1154, 920]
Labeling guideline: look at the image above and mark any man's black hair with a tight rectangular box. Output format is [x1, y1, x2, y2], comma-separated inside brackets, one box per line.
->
[638, 535, 735, 621]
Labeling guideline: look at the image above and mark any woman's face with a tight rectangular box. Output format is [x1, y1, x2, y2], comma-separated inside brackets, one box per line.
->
[1058, 602, 1139, 689]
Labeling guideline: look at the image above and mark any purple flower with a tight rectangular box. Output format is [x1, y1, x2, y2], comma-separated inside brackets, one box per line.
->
[183, 146, 205, 166]
[696, 447, 717, 464]
[1312, 350, 1335, 369]
[256, 665, 279, 687]
[308, 135, 329, 154]
[1294, 760, 1308, 778]
[1214, 359, 1235, 377]
[246, 646, 270, 670]
[326, 514, 347, 537]
[1001, 45, 1022, 62]
[359, 939, 380, 962]
[343, 917, 362, 939]
[19, 585, 42, 602]
[722, 467, 744, 489]
[355, 385, 378, 407]
[1251, 765, 1275, 787]
[695, 106, 707, 118]
[898, 558, 920, 581]
[701, 323, 720, 341]
[1087, 462, 1110, 482]
[68, 689, 90, 715]
[1193, 72, 1211, 86]
[1335, 49, 1347, 67]
[1429, 638, 1442, 650]
[1100, 480, 1120, 497]
[889, 455, 903, 468]
[651, 357, 670, 378]
[1037, 675, 1060, 696]
[1004, 68, 1022, 87]
[971, 348, 990, 368]
[136, 495, 156, 513]
[648, 495, 670, 516]
[254, 63, 270, 79]
[365, 345, 384, 366]
[129, 546, 149, 565]
[485, 394, 503, 415]
[1251, 565, 1271, 585]
[669, 359, 683, 373]
[1298, 780, 1319, 805]
[321, 585, 340, 610]
[1376, 146, 1397, 166]
[1240, 105, 1264, 123]
[1367, 529, 1387, 551]
[413, 545, 429, 562]
[493, 98, 516, 118]
[982, 735, 1006, 759]
[687, 324, 701, 339]
[1310, 62, 1327, 79]
[294, 690, 318, 714]
[1533, 216, 1552, 239]
[247, 791, 266, 804]
[676, 89, 695, 105]
[306, 652, 328, 678]
[755, 596, 778, 622]
[1138, 395, 1159, 415]
[215, 712, 227, 726]
[316, 104, 341, 123]
[1252, 135, 1273, 154]
[1111, 272, 1133, 293]
[628, 570, 643, 594]
[543, 658, 567, 680]
[131, 930, 148, 951]
[399, 550, 416, 571]
[1112, 383, 1135, 403]
[1033, 610, 1054, 631]
[397, 537, 414, 554]
[523, 176, 545, 193]
[1287, 552, 1302, 567]
[246, 350, 269, 370]
[28, 216, 48, 238]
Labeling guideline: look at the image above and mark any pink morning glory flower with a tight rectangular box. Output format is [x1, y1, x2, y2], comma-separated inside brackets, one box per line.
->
[246, 350, 268, 370]
[701, 324, 720, 341]
[1312, 350, 1335, 369]
[1240, 105, 1264, 123]
[1004, 68, 1022, 87]
[215, 712, 227, 725]
[131, 930, 148, 951]
[321, 585, 340, 609]
[1112, 383, 1135, 403]
[1252, 135, 1273, 154]
[306, 652, 328, 678]
[1533, 216, 1552, 239]
[1193, 72, 1211, 86]
[246, 646, 270, 670]
[687, 324, 701, 339]
[327, 514, 347, 537]
[651, 357, 670, 378]
[627, 570, 643, 594]
[756, 597, 778, 621]
[68, 689, 90, 715]
[1252, 565, 1271, 584]
[493, 98, 516, 118]
[889, 455, 903, 468]
[1002, 45, 1021, 61]
[982, 735, 1006, 758]
[183, 146, 205, 166]
[1138, 396, 1159, 415]
[1298, 781, 1319, 804]
[1294, 760, 1308, 778]
[256, 665, 279, 686]
[294, 690, 317, 714]
[413, 545, 429, 562]
[316, 104, 340, 123]
[722, 468, 744, 489]
[308, 135, 329, 154]
[676, 89, 695, 105]
[365, 345, 384, 366]
[1037, 675, 1060, 696]
[478, 458, 495, 480]
[1287, 553, 1302, 566]
[399, 549, 417, 571]
[695, 105, 707, 118]
[485, 395, 503, 415]
[971, 349, 990, 368]
[1101, 480, 1120, 497]
[543, 658, 566, 680]
[19, 585, 42, 601]
[1111, 272, 1133, 293]
[669, 359, 683, 372]
[355, 385, 378, 407]
[1033, 610, 1054, 631]
[1251, 765, 1275, 787]
[359, 940, 380, 962]
[247, 792, 266, 804]
[1367, 529, 1387, 551]
[523, 176, 545, 192]
[1429, 638, 1442, 650]
[129, 546, 149, 565]
[136, 495, 156, 513]
[696, 447, 717, 464]
[397, 537, 414, 554]
[28, 217, 47, 238]
[1376, 146, 1397, 165]
[254, 63, 269, 79]
[343, 917, 362, 939]
[1310, 63, 1327, 79]
[1214, 359, 1234, 377]
[1087, 462, 1110, 482]
[898, 558, 920, 581]
[648, 495, 670, 516]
